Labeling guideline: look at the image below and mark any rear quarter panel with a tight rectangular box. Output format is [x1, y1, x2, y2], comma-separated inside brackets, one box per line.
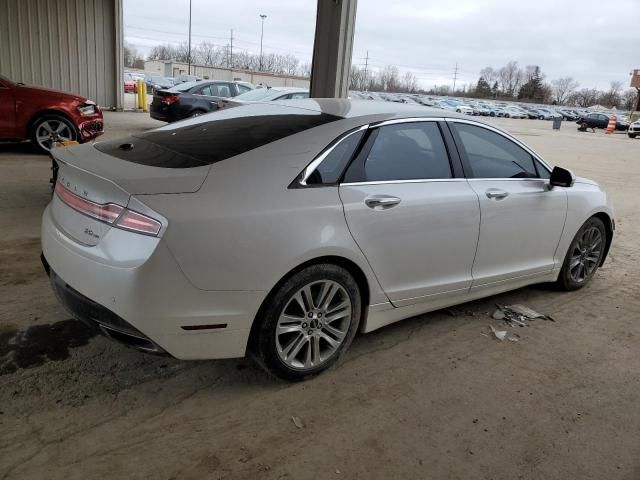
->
[140, 118, 390, 305]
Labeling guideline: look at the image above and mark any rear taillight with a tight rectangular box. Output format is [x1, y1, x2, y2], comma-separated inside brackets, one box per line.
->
[54, 182, 162, 236]
[114, 210, 162, 236]
[161, 94, 180, 105]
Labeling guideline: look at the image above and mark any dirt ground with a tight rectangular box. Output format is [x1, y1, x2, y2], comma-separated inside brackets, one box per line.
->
[1, 112, 639, 480]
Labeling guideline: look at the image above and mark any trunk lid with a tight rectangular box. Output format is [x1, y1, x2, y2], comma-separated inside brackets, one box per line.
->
[53, 142, 211, 195]
[50, 143, 208, 246]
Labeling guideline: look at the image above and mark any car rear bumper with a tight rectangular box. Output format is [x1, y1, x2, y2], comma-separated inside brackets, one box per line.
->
[41, 204, 266, 360]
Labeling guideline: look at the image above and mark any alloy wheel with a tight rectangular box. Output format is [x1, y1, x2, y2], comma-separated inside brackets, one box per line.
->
[569, 226, 603, 283]
[35, 120, 74, 151]
[275, 280, 352, 370]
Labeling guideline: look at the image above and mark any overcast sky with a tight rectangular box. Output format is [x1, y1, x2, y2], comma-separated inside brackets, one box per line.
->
[124, 0, 639, 91]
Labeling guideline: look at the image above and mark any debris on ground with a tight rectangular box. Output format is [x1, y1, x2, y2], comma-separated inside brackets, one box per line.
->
[493, 304, 554, 327]
[486, 304, 555, 342]
[291, 416, 304, 429]
[490, 325, 508, 341]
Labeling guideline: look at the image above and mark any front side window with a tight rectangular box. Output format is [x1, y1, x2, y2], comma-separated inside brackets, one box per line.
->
[452, 123, 538, 178]
[345, 122, 452, 182]
[237, 84, 252, 94]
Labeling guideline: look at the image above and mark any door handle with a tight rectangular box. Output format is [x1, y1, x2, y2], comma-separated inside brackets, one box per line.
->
[364, 195, 401, 210]
[485, 189, 509, 200]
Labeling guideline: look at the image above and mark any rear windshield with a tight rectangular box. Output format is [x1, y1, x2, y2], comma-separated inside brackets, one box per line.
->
[170, 81, 200, 92]
[94, 104, 341, 168]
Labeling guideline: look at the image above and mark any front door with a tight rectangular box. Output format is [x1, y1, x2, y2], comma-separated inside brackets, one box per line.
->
[449, 121, 567, 286]
[0, 80, 15, 138]
[339, 120, 480, 307]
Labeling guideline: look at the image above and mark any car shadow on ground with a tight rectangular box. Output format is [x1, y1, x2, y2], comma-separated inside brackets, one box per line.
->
[0, 282, 562, 382]
[0, 141, 42, 156]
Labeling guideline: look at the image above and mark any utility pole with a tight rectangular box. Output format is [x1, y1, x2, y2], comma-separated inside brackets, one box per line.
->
[362, 50, 369, 90]
[259, 14, 267, 71]
[452, 62, 458, 94]
[187, 0, 192, 75]
[229, 29, 233, 69]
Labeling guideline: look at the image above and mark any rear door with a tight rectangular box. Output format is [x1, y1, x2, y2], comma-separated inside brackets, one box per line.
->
[339, 119, 480, 307]
[0, 79, 15, 138]
[448, 120, 567, 287]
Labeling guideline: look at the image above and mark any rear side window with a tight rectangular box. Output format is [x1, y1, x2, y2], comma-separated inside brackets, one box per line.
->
[306, 130, 365, 185]
[94, 105, 341, 168]
[452, 123, 538, 178]
[345, 122, 452, 182]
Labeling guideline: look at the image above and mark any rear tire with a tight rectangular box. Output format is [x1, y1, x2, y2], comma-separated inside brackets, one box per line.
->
[556, 217, 607, 291]
[30, 114, 78, 154]
[252, 264, 361, 381]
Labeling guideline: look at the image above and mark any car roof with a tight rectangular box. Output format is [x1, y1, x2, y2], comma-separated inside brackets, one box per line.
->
[267, 98, 470, 121]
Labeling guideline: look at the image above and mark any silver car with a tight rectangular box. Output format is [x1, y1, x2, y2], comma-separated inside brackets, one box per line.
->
[42, 100, 614, 380]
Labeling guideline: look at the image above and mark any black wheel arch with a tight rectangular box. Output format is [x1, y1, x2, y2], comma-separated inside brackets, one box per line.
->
[592, 212, 614, 266]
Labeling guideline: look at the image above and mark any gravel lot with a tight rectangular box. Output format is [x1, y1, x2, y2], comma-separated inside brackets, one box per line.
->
[1, 112, 639, 480]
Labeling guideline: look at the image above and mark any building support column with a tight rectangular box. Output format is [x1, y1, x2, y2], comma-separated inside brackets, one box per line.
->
[309, 0, 357, 99]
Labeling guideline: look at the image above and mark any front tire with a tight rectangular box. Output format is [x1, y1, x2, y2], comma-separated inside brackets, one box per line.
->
[629, 133, 637, 139]
[253, 264, 361, 381]
[30, 114, 78, 154]
[557, 217, 607, 291]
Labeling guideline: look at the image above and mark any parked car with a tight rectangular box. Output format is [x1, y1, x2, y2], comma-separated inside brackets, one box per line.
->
[455, 104, 474, 115]
[0, 74, 103, 153]
[577, 112, 629, 131]
[124, 73, 137, 94]
[502, 106, 527, 119]
[534, 108, 561, 120]
[224, 86, 309, 105]
[558, 109, 579, 121]
[174, 74, 202, 84]
[628, 119, 640, 138]
[145, 75, 175, 94]
[42, 101, 614, 380]
[150, 80, 255, 122]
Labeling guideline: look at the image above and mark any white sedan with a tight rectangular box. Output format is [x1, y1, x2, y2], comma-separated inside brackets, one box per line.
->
[42, 100, 614, 380]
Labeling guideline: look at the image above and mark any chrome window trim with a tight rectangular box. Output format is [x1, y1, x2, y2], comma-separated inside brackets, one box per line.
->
[341, 178, 468, 187]
[299, 124, 369, 186]
[445, 118, 553, 174]
[373, 117, 445, 127]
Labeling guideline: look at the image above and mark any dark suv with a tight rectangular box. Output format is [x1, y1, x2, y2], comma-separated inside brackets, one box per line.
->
[150, 80, 254, 122]
[577, 112, 629, 131]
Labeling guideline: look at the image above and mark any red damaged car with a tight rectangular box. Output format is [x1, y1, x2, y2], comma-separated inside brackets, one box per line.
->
[0, 74, 104, 153]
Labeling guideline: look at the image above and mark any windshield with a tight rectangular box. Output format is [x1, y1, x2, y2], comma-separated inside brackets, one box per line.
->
[234, 88, 283, 101]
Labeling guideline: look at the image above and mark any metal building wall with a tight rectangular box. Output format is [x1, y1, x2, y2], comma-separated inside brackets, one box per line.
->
[0, 0, 123, 109]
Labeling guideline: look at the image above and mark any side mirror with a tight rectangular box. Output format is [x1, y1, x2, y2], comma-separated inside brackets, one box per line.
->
[549, 166, 575, 188]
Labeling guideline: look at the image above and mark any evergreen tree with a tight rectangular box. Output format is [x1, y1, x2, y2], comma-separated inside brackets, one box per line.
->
[474, 76, 492, 97]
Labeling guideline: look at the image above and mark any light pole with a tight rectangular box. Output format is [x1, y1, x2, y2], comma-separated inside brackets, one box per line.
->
[259, 14, 267, 71]
[187, 0, 192, 75]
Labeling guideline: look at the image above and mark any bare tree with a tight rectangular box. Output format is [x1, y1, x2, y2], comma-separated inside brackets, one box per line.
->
[124, 43, 144, 69]
[551, 77, 579, 104]
[497, 61, 523, 97]
[479, 67, 498, 86]
[622, 89, 639, 111]
[402, 71, 418, 93]
[147, 44, 175, 61]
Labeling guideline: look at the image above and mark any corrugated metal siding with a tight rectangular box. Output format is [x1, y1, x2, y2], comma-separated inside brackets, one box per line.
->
[0, 0, 123, 109]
